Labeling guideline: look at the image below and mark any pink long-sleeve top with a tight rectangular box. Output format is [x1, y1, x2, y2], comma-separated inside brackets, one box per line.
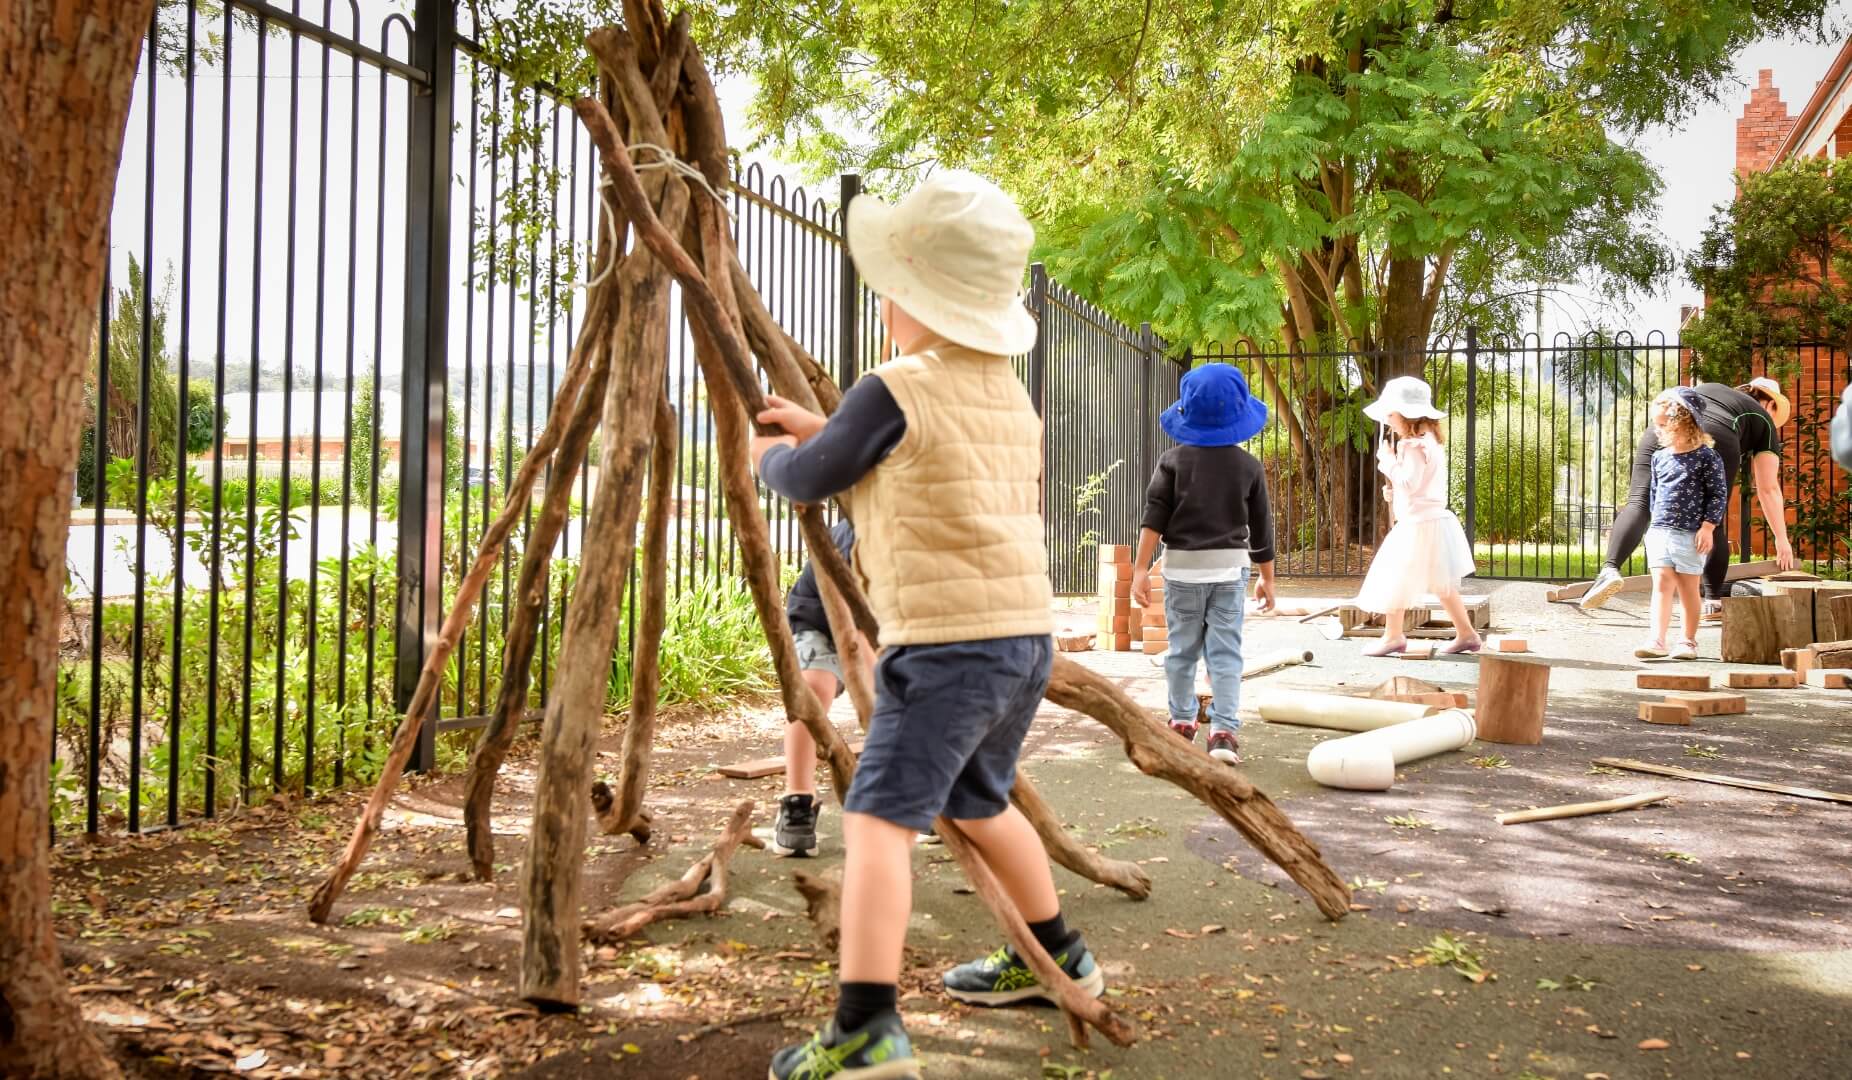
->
[1377, 434, 1452, 525]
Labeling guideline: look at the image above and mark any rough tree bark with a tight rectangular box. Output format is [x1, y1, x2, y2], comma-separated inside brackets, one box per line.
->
[598, 394, 677, 841]
[518, 143, 688, 1008]
[584, 799, 756, 942]
[1, 5, 156, 1076]
[1011, 770, 1151, 901]
[462, 292, 614, 880]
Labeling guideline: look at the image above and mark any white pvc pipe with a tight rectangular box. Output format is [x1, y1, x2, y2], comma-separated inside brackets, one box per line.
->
[1304, 709, 1478, 791]
[1257, 691, 1437, 732]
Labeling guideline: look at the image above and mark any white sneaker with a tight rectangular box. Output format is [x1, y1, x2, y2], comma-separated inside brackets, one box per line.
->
[1581, 567, 1625, 610]
[1671, 640, 1699, 660]
[1634, 639, 1668, 659]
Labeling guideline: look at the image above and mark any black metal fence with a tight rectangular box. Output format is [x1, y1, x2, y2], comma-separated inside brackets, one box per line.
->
[60, 1, 1850, 835]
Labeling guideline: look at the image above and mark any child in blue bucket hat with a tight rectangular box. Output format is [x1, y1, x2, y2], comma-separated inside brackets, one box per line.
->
[1131, 363, 1278, 764]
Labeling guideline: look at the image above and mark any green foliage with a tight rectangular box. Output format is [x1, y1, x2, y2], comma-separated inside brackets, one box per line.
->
[1072, 458, 1124, 564]
[1685, 156, 1852, 381]
[349, 378, 379, 502]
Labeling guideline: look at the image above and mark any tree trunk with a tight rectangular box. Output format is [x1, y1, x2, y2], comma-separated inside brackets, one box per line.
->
[518, 163, 688, 1011]
[1, 5, 155, 1076]
[462, 295, 613, 880]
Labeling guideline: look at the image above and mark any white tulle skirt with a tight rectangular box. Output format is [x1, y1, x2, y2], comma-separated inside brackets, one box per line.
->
[1356, 512, 1477, 613]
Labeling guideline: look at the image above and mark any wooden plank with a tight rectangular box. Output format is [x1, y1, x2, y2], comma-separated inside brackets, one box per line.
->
[1395, 645, 1437, 660]
[1548, 560, 1778, 603]
[719, 740, 866, 780]
[1805, 669, 1852, 690]
[1370, 676, 1444, 699]
[1635, 673, 1710, 692]
[1781, 648, 1815, 677]
[1497, 791, 1672, 825]
[1637, 702, 1693, 726]
[1726, 670, 1799, 689]
[1663, 691, 1747, 716]
[1490, 636, 1529, 653]
[1592, 758, 1852, 806]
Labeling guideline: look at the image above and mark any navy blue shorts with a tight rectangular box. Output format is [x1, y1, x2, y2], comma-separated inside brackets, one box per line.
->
[844, 635, 1053, 832]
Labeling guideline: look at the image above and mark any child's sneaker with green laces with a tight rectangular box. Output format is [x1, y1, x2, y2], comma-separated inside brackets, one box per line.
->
[768, 1010, 919, 1080]
[941, 939, 1105, 1006]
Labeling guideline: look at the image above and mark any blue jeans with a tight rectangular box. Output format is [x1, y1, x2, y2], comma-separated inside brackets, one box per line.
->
[1163, 573, 1249, 735]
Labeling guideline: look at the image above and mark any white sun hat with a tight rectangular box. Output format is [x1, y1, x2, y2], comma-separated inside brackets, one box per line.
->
[845, 169, 1040, 357]
[1742, 376, 1793, 428]
[1362, 375, 1447, 424]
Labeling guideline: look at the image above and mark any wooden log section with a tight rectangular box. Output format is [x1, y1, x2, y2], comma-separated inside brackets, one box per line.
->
[1496, 791, 1671, 825]
[1829, 595, 1852, 642]
[1812, 640, 1852, 670]
[1475, 654, 1549, 745]
[1547, 560, 1777, 602]
[1720, 593, 1810, 665]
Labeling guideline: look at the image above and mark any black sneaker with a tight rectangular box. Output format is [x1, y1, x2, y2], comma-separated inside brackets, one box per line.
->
[769, 1010, 919, 1080]
[941, 939, 1105, 1007]
[772, 794, 819, 857]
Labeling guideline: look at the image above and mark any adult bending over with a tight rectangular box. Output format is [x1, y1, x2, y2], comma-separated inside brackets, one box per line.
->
[1582, 377, 1797, 611]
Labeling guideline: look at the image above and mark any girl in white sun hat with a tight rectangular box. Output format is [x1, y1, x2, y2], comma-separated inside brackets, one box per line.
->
[1354, 376, 1482, 656]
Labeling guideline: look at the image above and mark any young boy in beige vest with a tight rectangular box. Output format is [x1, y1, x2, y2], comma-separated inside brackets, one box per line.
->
[750, 170, 1102, 1079]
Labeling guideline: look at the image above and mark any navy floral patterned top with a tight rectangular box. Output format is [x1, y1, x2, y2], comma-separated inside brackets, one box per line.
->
[1649, 445, 1728, 532]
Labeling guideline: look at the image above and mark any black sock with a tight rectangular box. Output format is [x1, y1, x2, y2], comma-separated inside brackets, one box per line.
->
[834, 982, 897, 1032]
[1027, 912, 1077, 957]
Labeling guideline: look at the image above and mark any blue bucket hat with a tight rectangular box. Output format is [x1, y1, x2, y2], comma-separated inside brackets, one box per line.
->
[1160, 364, 1268, 447]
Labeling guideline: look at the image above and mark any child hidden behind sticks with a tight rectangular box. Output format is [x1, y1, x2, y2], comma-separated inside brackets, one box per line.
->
[748, 170, 1103, 1080]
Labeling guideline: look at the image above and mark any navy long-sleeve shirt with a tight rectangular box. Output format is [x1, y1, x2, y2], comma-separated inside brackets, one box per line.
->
[1649, 445, 1728, 531]
[758, 376, 907, 504]
[786, 520, 856, 637]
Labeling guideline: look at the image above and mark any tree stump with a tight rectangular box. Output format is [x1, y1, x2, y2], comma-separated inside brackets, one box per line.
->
[1720, 593, 1809, 665]
[1828, 594, 1852, 643]
[1474, 655, 1549, 745]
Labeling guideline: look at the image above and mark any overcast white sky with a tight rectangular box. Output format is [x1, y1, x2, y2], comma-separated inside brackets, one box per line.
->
[109, 2, 1848, 384]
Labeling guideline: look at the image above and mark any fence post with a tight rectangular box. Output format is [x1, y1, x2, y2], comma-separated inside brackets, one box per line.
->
[838, 173, 861, 390]
[394, 0, 456, 774]
[1139, 323, 1156, 487]
[1462, 324, 1479, 545]
[1027, 262, 1049, 416]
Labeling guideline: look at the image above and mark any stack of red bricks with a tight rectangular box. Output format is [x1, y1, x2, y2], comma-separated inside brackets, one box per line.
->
[1137, 564, 1166, 655]
[1096, 546, 1133, 650]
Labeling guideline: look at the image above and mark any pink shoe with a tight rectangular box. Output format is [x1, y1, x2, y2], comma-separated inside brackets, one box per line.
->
[1363, 639, 1408, 657]
[1169, 721, 1199, 744]
[1634, 639, 1668, 660]
[1442, 638, 1483, 655]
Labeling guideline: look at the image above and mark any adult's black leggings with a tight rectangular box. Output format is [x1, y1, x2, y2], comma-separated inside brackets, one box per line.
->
[1603, 426, 1742, 598]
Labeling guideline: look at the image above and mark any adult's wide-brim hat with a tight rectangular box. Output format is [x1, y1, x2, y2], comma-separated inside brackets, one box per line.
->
[1743, 376, 1793, 428]
[1362, 376, 1447, 424]
[845, 169, 1040, 357]
[1160, 363, 1269, 447]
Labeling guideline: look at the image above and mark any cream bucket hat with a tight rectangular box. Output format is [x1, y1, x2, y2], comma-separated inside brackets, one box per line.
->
[1362, 375, 1447, 423]
[846, 169, 1040, 357]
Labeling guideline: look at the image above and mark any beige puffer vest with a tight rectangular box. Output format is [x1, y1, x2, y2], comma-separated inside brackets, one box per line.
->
[849, 346, 1054, 645]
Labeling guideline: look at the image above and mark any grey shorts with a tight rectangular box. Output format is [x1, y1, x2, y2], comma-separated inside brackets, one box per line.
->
[793, 628, 844, 688]
[845, 635, 1053, 832]
[1645, 527, 1705, 576]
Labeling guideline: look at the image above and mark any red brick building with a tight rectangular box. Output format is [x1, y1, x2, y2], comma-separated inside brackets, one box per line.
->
[1725, 55, 1852, 559]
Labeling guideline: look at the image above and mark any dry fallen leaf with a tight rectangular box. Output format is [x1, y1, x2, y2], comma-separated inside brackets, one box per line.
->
[1164, 928, 1198, 940]
[234, 1049, 269, 1072]
[1200, 924, 1226, 935]
[1637, 1038, 1670, 1051]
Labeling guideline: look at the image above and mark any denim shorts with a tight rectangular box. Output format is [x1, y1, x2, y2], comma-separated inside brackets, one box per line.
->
[793, 628, 843, 687]
[844, 635, 1052, 832]
[1645, 526, 1705, 575]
